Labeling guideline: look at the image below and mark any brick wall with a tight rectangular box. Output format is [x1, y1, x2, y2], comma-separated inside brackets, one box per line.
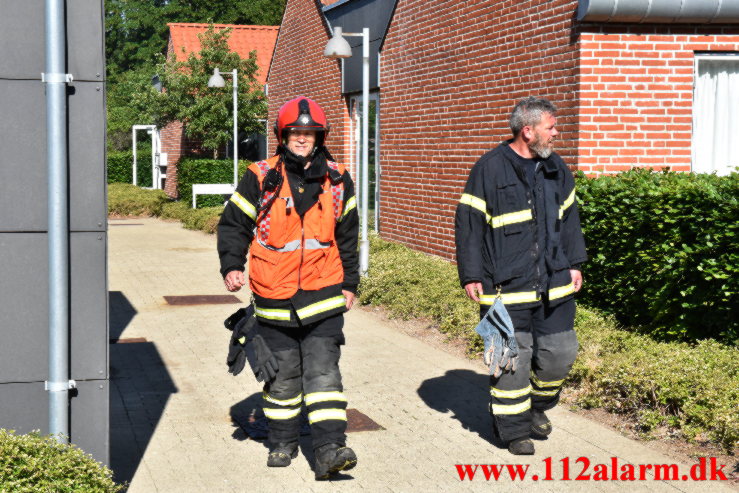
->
[578, 25, 739, 174]
[379, 0, 581, 260]
[266, 0, 352, 171]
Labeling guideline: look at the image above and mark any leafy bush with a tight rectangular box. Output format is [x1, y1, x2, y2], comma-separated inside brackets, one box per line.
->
[570, 307, 738, 453]
[360, 235, 738, 453]
[176, 158, 249, 208]
[107, 148, 153, 186]
[576, 169, 738, 344]
[0, 429, 124, 492]
[108, 183, 169, 217]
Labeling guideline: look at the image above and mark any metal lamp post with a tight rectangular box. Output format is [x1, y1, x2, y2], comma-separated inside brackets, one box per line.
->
[324, 26, 370, 276]
[208, 68, 239, 187]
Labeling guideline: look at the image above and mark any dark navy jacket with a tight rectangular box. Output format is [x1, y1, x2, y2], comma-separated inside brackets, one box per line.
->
[455, 141, 587, 310]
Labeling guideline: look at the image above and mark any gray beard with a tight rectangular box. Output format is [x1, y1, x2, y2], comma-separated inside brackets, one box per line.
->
[529, 140, 553, 159]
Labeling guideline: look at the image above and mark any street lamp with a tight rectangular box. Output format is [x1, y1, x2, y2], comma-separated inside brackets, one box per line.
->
[208, 68, 239, 187]
[325, 26, 370, 276]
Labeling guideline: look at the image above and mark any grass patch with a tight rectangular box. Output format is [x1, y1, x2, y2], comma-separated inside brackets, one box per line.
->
[0, 430, 124, 491]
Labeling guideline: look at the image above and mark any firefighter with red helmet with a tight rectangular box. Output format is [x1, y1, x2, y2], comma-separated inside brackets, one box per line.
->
[217, 97, 359, 479]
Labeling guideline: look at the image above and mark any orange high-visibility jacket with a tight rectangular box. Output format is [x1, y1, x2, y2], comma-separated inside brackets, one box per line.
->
[248, 156, 345, 300]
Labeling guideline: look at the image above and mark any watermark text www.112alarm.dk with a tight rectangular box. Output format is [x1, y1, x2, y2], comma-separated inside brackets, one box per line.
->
[456, 457, 729, 482]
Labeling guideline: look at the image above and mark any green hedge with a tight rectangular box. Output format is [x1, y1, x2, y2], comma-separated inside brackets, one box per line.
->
[0, 429, 123, 491]
[177, 158, 249, 208]
[107, 149, 152, 186]
[576, 169, 738, 344]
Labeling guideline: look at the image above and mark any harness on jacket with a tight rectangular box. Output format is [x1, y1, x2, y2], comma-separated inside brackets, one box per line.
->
[253, 158, 344, 242]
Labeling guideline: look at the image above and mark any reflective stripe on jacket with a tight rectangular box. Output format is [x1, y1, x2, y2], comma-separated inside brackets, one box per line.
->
[454, 141, 587, 310]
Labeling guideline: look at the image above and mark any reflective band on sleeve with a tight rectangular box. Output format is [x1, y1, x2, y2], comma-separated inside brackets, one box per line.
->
[491, 399, 531, 415]
[530, 374, 565, 388]
[490, 385, 532, 399]
[304, 391, 347, 406]
[459, 193, 489, 217]
[341, 195, 356, 220]
[255, 305, 292, 321]
[263, 407, 301, 420]
[559, 189, 576, 219]
[531, 388, 559, 397]
[489, 209, 533, 229]
[308, 409, 347, 424]
[549, 282, 575, 301]
[230, 192, 257, 221]
[295, 296, 346, 320]
[479, 291, 539, 306]
[263, 392, 303, 407]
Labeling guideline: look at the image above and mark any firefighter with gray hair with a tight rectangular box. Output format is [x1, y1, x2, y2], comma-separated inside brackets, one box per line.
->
[455, 96, 587, 455]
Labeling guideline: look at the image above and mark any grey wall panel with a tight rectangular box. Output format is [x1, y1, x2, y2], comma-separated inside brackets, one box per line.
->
[0, 80, 106, 232]
[0, 0, 105, 81]
[71, 233, 108, 380]
[71, 379, 109, 464]
[67, 0, 106, 82]
[0, 381, 109, 465]
[0, 0, 44, 80]
[0, 80, 47, 231]
[0, 233, 108, 383]
[69, 82, 107, 232]
[0, 234, 49, 383]
[0, 382, 48, 434]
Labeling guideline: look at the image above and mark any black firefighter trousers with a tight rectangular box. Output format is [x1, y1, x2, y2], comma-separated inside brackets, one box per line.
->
[484, 298, 579, 442]
[258, 314, 347, 451]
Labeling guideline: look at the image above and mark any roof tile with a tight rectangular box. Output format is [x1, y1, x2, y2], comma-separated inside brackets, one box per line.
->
[167, 23, 279, 85]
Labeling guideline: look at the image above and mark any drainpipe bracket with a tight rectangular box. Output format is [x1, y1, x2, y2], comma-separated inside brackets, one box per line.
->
[41, 73, 73, 84]
[45, 380, 77, 392]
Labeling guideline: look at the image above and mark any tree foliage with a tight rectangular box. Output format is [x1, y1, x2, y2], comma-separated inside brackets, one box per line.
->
[134, 26, 267, 157]
[105, 0, 286, 81]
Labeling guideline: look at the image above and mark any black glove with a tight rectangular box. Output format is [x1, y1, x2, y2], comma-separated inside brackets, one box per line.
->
[224, 305, 279, 382]
[251, 333, 279, 383]
[226, 316, 249, 376]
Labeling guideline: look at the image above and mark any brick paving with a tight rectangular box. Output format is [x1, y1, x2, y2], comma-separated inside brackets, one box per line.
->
[109, 217, 734, 493]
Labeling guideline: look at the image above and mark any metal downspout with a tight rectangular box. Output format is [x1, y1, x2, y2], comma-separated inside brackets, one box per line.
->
[44, 0, 74, 443]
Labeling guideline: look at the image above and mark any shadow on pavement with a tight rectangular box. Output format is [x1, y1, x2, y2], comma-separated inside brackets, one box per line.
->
[109, 291, 136, 342]
[108, 292, 178, 486]
[417, 369, 496, 443]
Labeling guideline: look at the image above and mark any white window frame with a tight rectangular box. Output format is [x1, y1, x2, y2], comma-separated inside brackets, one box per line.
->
[692, 53, 739, 175]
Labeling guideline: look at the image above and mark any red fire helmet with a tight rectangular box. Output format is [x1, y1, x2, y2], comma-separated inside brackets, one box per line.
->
[274, 97, 330, 144]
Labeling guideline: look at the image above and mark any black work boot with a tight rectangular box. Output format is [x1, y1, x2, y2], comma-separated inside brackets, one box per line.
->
[531, 409, 552, 439]
[508, 437, 535, 455]
[267, 442, 299, 467]
[313, 443, 357, 480]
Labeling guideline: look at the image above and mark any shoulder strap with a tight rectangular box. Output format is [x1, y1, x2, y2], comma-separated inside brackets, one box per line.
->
[326, 161, 345, 221]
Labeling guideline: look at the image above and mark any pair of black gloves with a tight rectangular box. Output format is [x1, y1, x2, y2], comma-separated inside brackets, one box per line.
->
[224, 305, 279, 382]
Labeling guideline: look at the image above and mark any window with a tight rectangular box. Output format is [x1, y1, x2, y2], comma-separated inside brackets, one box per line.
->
[692, 54, 739, 175]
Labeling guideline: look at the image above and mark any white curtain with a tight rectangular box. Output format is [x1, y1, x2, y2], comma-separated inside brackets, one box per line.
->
[692, 58, 739, 175]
